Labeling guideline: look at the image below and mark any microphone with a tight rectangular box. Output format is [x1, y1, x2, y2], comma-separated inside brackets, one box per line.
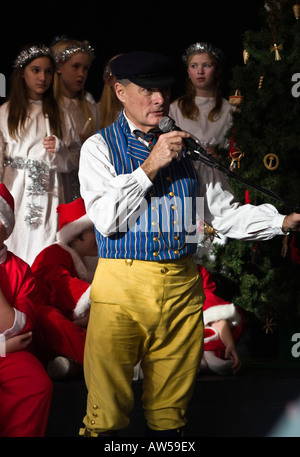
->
[158, 116, 217, 163]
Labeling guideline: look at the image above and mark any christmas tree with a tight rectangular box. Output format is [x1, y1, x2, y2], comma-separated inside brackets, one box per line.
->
[203, 0, 300, 331]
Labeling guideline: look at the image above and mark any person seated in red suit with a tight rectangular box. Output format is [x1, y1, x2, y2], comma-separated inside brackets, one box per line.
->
[31, 197, 98, 380]
[0, 183, 53, 437]
[198, 264, 245, 376]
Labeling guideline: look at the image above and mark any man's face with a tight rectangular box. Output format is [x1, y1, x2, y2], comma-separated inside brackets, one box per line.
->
[115, 82, 171, 132]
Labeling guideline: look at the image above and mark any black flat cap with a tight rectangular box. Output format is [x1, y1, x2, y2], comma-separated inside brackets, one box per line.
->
[110, 51, 175, 88]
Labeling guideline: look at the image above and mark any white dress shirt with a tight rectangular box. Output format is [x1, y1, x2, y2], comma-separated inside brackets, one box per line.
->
[79, 111, 286, 243]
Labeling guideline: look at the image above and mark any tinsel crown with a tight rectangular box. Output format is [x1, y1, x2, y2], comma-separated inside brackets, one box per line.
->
[182, 42, 224, 65]
[54, 41, 95, 63]
[13, 44, 53, 68]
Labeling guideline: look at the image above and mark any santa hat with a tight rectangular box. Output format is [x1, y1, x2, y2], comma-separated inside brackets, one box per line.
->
[204, 326, 219, 344]
[0, 183, 15, 237]
[56, 198, 93, 244]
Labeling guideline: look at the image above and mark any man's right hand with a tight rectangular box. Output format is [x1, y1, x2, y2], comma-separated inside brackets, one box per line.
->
[141, 130, 190, 181]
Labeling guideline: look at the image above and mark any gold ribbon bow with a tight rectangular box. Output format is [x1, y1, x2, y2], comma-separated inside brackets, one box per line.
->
[270, 43, 283, 61]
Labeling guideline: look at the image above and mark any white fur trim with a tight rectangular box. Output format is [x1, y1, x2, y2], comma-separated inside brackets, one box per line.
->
[0, 196, 15, 237]
[56, 214, 93, 245]
[203, 303, 241, 327]
[202, 351, 234, 376]
[3, 308, 26, 339]
[73, 286, 91, 319]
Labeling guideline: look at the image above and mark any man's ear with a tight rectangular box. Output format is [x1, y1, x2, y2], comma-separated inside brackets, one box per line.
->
[114, 82, 126, 103]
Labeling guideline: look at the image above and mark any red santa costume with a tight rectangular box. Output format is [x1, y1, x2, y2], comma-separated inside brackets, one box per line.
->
[31, 198, 96, 378]
[198, 264, 245, 375]
[0, 184, 52, 437]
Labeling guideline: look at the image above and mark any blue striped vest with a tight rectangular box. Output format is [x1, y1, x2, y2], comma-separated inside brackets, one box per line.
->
[96, 112, 200, 261]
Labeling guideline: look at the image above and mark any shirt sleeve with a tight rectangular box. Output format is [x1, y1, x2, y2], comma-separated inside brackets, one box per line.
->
[79, 134, 153, 236]
[1, 259, 38, 339]
[32, 245, 92, 320]
[2, 308, 26, 339]
[197, 161, 286, 241]
[40, 263, 91, 319]
[79, 132, 286, 242]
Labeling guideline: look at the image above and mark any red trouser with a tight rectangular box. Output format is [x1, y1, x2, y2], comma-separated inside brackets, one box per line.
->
[33, 306, 86, 364]
[0, 350, 53, 437]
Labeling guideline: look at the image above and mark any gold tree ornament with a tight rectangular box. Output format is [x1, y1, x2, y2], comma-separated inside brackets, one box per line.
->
[263, 315, 275, 334]
[203, 222, 220, 243]
[229, 148, 245, 169]
[270, 43, 283, 60]
[263, 153, 280, 170]
[258, 75, 264, 89]
[229, 90, 244, 107]
[243, 49, 249, 64]
[196, 220, 220, 245]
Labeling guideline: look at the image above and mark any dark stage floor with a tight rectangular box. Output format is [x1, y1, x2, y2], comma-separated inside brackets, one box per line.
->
[45, 357, 300, 438]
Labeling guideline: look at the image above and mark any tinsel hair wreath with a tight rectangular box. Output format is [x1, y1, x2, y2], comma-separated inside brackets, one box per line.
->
[0, 183, 15, 237]
[13, 44, 53, 68]
[53, 40, 95, 63]
[182, 42, 225, 65]
[56, 198, 93, 245]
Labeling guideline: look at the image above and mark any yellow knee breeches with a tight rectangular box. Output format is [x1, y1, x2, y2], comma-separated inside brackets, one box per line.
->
[82, 256, 204, 434]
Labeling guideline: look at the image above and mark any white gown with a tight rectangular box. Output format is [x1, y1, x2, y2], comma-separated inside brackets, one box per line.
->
[59, 95, 100, 273]
[169, 96, 233, 149]
[59, 95, 100, 202]
[0, 100, 81, 265]
[169, 96, 233, 260]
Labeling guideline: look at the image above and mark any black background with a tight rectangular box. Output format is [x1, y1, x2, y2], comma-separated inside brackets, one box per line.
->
[1, 0, 263, 101]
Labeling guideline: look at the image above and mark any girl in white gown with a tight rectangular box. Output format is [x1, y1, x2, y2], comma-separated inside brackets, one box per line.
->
[169, 42, 232, 150]
[0, 43, 81, 265]
[169, 42, 233, 259]
[51, 38, 100, 202]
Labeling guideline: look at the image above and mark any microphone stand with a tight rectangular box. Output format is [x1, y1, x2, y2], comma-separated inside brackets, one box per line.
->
[186, 149, 300, 213]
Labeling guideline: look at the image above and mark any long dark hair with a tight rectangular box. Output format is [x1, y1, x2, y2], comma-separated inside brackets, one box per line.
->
[7, 44, 62, 140]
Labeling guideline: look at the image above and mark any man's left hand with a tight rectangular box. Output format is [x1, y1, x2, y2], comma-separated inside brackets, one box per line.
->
[282, 212, 300, 232]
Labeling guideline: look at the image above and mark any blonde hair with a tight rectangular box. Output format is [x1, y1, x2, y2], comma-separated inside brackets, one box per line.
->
[98, 54, 123, 129]
[98, 86, 122, 129]
[51, 38, 95, 135]
[177, 53, 223, 122]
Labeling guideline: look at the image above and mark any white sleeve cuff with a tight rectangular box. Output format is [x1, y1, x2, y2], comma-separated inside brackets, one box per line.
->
[3, 308, 26, 339]
[73, 286, 91, 319]
[132, 167, 153, 194]
[272, 212, 286, 235]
